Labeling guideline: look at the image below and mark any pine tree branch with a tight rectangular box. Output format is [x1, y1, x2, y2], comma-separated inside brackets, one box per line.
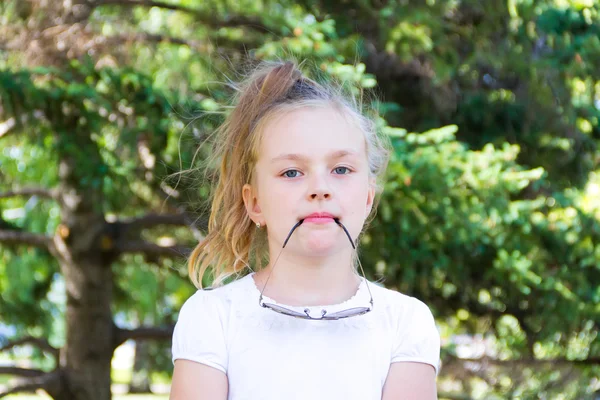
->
[0, 187, 59, 201]
[104, 32, 207, 52]
[104, 213, 201, 261]
[101, 31, 258, 60]
[445, 354, 600, 368]
[0, 229, 54, 251]
[94, 0, 201, 14]
[92, 0, 273, 33]
[117, 213, 190, 232]
[115, 240, 191, 258]
[111, 211, 206, 241]
[436, 393, 474, 400]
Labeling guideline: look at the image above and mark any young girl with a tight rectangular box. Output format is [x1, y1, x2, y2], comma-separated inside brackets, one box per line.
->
[170, 60, 440, 400]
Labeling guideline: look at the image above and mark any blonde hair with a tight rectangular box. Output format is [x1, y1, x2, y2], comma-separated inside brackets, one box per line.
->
[188, 60, 391, 288]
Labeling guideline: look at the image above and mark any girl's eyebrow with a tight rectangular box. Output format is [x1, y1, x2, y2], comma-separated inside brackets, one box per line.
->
[270, 149, 359, 163]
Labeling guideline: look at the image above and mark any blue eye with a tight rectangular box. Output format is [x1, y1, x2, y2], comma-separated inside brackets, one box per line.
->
[283, 170, 300, 178]
[334, 166, 350, 174]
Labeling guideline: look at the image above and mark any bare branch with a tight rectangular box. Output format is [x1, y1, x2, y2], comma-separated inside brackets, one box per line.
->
[0, 369, 62, 397]
[115, 240, 191, 258]
[92, 0, 273, 33]
[0, 366, 46, 378]
[0, 336, 60, 360]
[0, 187, 59, 201]
[109, 212, 200, 256]
[113, 325, 174, 349]
[0, 229, 54, 251]
[110, 213, 199, 256]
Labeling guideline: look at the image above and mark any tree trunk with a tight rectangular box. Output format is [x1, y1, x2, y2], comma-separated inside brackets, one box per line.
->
[128, 340, 153, 394]
[50, 119, 115, 400]
[58, 257, 114, 400]
[43, 3, 116, 394]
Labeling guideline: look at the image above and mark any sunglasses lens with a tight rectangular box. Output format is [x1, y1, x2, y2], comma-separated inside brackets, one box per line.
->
[325, 307, 371, 319]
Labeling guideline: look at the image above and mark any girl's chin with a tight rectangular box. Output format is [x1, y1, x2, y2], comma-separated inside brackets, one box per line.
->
[302, 236, 344, 253]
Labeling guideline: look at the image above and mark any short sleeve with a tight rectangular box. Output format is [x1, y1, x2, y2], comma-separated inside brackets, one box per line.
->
[391, 297, 441, 375]
[171, 290, 228, 374]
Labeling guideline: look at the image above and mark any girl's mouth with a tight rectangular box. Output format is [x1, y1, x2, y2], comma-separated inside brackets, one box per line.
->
[301, 212, 337, 224]
[304, 216, 335, 224]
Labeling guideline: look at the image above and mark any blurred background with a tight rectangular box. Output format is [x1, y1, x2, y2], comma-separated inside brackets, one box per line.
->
[0, 0, 599, 399]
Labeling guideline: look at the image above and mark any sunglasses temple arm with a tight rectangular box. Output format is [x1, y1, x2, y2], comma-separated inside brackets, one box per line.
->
[334, 218, 374, 309]
[259, 219, 305, 305]
[333, 218, 356, 249]
[283, 219, 304, 247]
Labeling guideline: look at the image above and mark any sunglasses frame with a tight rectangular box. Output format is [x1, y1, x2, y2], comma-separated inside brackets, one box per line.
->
[259, 301, 373, 320]
[257, 218, 373, 321]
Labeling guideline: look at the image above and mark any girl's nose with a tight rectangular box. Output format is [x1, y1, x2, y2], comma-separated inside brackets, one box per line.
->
[309, 173, 331, 199]
[310, 190, 330, 199]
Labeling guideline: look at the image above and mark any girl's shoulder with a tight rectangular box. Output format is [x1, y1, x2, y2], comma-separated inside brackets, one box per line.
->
[369, 280, 434, 319]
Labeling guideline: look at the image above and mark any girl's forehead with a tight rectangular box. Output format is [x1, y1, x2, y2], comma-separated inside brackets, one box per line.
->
[258, 107, 366, 158]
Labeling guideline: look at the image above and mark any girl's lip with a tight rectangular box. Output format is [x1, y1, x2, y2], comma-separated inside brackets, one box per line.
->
[302, 213, 337, 223]
[303, 212, 335, 219]
[304, 216, 335, 224]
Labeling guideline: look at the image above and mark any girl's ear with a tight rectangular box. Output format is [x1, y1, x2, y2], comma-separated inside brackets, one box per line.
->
[242, 183, 263, 224]
[365, 179, 376, 217]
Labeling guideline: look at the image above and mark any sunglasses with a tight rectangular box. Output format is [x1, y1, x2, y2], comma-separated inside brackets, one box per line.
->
[258, 218, 373, 320]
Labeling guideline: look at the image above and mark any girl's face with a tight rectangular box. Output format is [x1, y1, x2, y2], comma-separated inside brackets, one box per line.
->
[243, 106, 375, 256]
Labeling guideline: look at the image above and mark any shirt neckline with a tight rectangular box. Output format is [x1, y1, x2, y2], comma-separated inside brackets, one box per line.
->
[245, 271, 368, 311]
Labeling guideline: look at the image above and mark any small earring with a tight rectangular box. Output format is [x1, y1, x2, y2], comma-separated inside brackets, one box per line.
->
[256, 222, 261, 228]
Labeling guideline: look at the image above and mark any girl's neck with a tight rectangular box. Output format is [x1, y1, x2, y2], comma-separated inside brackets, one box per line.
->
[252, 251, 361, 307]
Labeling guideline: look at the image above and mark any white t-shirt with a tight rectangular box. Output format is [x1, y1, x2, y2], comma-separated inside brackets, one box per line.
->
[172, 272, 440, 400]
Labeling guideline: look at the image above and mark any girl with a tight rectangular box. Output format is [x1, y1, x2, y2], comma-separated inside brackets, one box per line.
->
[170, 60, 440, 400]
